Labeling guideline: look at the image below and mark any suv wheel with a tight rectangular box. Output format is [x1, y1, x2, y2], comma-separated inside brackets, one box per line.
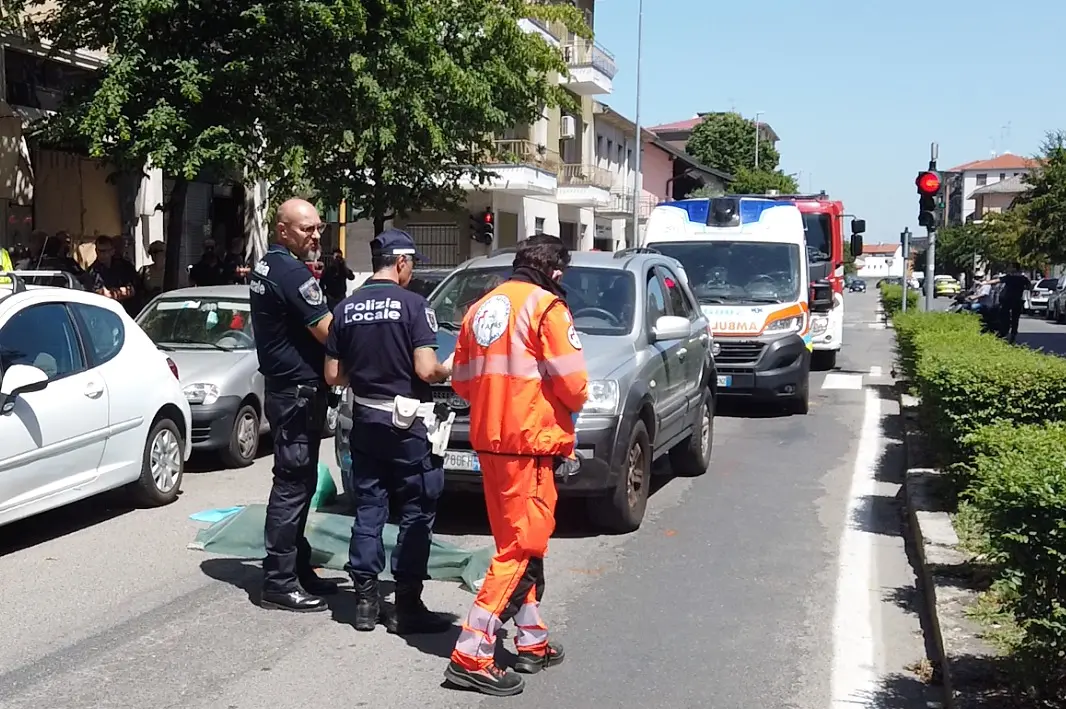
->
[588, 420, 651, 533]
[669, 392, 713, 477]
[788, 374, 811, 416]
[221, 404, 259, 468]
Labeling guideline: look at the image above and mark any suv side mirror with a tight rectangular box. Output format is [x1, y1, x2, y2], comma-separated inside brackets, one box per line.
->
[810, 282, 834, 313]
[650, 315, 690, 343]
[0, 364, 49, 415]
[850, 233, 864, 257]
[851, 218, 866, 234]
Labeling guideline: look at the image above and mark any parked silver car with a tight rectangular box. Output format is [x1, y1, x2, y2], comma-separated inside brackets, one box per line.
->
[336, 249, 717, 533]
[138, 285, 334, 468]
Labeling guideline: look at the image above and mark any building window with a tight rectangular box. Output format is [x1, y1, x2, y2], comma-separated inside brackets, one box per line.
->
[617, 144, 623, 165]
[606, 139, 613, 160]
[596, 135, 603, 157]
[627, 149, 633, 170]
[976, 173, 987, 186]
[534, 217, 545, 235]
[999, 173, 1006, 181]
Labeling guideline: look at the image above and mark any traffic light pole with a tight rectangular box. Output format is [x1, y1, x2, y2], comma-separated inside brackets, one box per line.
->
[924, 142, 938, 311]
[901, 227, 912, 312]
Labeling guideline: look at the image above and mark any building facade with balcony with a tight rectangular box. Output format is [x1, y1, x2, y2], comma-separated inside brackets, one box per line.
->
[942, 153, 1039, 226]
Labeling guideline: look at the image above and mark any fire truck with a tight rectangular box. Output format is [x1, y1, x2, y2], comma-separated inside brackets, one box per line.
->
[732, 191, 865, 368]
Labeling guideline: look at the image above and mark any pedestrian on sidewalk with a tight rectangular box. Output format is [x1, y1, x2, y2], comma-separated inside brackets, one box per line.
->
[997, 262, 1031, 343]
[443, 235, 588, 697]
[323, 228, 454, 635]
[249, 198, 338, 613]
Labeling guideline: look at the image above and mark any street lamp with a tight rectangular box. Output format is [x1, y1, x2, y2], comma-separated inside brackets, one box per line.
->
[630, 0, 644, 247]
[753, 110, 764, 170]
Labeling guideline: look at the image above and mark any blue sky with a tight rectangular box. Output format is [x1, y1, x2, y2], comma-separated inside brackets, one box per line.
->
[592, 0, 1064, 245]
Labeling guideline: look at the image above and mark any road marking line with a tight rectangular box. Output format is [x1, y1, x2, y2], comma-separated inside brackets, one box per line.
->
[869, 365, 883, 378]
[830, 387, 882, 707]
[822, 373, 864, 390]
[867, 322, 886, 329]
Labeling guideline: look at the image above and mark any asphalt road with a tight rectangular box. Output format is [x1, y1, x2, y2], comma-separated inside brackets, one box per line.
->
[0, 291, 937, 709]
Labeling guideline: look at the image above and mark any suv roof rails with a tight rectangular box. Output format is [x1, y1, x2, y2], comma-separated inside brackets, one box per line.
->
[613, 247, 660, 258]
[0, 270, 83, 291]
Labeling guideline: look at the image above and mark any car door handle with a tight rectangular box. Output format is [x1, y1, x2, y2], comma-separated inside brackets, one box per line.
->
[677, 347, 688, 360]
[84, 382, 104, 399]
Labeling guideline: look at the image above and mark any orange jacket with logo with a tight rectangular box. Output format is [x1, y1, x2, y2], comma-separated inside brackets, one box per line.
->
[452, 279, 588, 457]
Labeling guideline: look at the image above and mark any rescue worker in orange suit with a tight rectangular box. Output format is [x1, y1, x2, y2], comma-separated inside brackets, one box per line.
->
[444, 235, 588, 696]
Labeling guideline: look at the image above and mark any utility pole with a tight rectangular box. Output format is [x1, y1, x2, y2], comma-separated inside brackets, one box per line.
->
[629, 0, 644, 248]
[901, 227, 912, 312]
[754, 111, 764, 170]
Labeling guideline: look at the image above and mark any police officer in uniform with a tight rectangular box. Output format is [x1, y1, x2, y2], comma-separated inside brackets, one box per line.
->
[250, 198, 338, 612]
[324, 228, 454, 634]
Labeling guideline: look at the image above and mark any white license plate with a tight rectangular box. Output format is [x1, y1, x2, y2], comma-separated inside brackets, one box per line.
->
[444, 450, 481, 472]
[716, 375, 732, 387]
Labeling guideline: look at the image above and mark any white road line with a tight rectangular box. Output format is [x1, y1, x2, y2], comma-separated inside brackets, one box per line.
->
[822, 373, 864, 390]
[830, 387, 882, 707]
[868, 365, 883, 378]
[867, 322, 886, 330]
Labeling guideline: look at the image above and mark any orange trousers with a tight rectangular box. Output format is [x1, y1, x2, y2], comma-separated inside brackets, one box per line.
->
[451, 454, 558, 671]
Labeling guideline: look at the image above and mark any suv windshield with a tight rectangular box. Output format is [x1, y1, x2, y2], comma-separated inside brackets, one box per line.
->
[802, 213, 833, 262]
[138, 297, 254, 350]
[429, 266, 636, 336]
[651, 241, 802, 305]
[1037, 278, 1058, 290]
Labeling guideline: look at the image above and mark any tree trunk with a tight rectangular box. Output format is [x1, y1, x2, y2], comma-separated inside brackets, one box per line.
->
[163, 177, 188, 291]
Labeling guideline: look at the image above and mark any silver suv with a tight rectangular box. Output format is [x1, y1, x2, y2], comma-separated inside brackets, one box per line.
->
[335, 249, 717, 533]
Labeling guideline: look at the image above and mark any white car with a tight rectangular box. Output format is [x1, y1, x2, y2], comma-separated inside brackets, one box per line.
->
[0, 271, 192, 528]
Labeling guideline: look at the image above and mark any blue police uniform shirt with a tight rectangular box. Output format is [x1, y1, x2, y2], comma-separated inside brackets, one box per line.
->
[250, 244, 330, 384]
[325, 278, 438, 433]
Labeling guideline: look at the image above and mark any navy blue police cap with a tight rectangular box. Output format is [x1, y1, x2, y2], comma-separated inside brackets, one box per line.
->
[370, 228, 428, 262]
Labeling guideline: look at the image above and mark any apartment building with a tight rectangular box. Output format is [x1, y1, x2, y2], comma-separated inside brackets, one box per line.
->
[943, 152, 1039, 226]
[650, 112, 780, 154]
[372, 0, 617, 269]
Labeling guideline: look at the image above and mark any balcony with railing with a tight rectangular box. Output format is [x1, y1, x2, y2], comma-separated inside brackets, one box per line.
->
[556, 163, 612, 207]
[460, 139, 561, 195]
[600, 190, 660, 219]
[560, 38, 615, 95]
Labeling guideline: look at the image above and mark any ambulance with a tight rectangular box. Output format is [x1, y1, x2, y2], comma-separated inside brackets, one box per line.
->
[642, 196, 834, 415]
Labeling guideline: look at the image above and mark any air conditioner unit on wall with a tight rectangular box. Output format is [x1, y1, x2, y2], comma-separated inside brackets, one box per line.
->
[560, 115, 576, 140]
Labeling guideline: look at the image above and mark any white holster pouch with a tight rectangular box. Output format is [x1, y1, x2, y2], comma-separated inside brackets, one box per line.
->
[353, 395, 456, 456]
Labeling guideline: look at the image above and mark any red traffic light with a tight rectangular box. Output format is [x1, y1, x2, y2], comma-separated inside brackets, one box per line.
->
[482, 210, 494, 224]
[916, 171, 941, 195]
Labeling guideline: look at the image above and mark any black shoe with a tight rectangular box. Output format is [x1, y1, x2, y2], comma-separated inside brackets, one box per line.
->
[444, 661, 525, 697]
[514, 641, 565, 674]
[299, 573, 340, 596]
[389, 581, 453, 635]
[352, 578, 381, 632]
[260, 589, 327, 613]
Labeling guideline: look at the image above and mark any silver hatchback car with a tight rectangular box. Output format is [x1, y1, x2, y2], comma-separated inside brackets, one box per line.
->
[336, 249, 718, 533]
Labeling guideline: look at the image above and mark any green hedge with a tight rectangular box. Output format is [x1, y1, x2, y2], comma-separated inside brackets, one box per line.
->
[963, 422, 1066, 693]
[893, 310, 980, 382]
[879, 283, 918, 317]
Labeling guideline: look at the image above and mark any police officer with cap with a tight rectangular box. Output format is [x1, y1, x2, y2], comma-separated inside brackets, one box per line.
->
[324, 228, 454, 634]
[250, 198, 338, 612]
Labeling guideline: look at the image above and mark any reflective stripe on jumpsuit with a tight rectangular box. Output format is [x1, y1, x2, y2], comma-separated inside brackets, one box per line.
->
[449, 281, 588, 671]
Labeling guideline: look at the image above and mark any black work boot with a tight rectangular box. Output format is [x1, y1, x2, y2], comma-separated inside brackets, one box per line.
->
[352, 578, 381, 632]
[514, 641, 565, 674]
[444, 661, 525, 697]
[299, 571, 340, 596]
[388, 581, 453, 635]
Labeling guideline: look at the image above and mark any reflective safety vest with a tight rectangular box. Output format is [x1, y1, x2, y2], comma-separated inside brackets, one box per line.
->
[452, 279, 589, 457]
[0, 248, 12, 285]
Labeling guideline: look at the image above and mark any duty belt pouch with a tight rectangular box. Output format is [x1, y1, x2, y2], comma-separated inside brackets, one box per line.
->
[391, 395, 421, 430]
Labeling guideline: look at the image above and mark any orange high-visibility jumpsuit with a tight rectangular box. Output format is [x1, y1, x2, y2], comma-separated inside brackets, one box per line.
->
[449, 279, 588, 671]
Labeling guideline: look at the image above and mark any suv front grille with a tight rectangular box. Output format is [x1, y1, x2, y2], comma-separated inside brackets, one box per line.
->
[715, 340, 765, 365]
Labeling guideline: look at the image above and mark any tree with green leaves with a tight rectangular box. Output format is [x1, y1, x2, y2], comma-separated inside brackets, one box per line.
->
[286, 0, 589, 233]
[1018, 131, 1066, 264]
[726, 167, 798, 195]
[685, 112, 780, 176]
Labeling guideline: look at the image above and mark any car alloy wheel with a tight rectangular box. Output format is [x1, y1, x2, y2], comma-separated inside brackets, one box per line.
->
[626, 439, 645, 510]
[150, 428, 182, 493]
[235, 411, 258, 459]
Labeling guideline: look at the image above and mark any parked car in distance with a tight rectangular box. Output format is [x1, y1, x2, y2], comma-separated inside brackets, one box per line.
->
[1026, 277, 1058, 315]
[846, 276, 867, 292]
[137, 285, 334, 469]
[933, 275, 962, 298]
[407, 268, 455, 298]
[0, 271, 192, 528]
[335, 249, 717, 533]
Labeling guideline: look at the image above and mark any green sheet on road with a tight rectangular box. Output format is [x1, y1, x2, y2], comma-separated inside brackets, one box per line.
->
[189, 504, 491, 593]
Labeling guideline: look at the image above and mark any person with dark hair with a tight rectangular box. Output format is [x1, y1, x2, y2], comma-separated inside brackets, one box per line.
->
[324, 228, 454, 635]
[997, 262, 1031, 343]
[249, 198, 338, 613]
[320, 247, 355, 311]
[189, 238, 227, 287]
[222, 237, 252, 285]
[444, 234, 588, 696]
[89, 235, 140, 315]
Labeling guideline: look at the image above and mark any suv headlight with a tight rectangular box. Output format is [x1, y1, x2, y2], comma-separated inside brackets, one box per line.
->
[810, 315, 829, 335]
[183, 383, 220, 406]
[581, 380, 619, 415]
[764, 315, 804, 334]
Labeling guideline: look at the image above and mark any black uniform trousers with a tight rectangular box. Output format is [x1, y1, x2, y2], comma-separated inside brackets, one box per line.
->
[344, 418, 445, 584]
[999, 299, 1024, 342]
[262, 383, 328, 594]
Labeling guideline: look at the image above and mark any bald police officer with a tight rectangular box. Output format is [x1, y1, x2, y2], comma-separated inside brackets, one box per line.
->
[324, 228, 454, 634]
[251, 198, 338, 612]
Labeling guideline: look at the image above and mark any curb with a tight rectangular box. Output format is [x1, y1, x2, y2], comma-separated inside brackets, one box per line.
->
[899, 391, 961, 709]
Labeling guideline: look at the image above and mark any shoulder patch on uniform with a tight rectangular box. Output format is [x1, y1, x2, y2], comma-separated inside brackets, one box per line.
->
[472, 294, 511, 347]
[425, 307, 438, 333]
[567, 325, 582, 350]
[297, 277, 324, 306]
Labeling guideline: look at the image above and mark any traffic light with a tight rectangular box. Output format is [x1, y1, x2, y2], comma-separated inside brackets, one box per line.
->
[468, 209, 495, 245]
[916, 170, 941, 229]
